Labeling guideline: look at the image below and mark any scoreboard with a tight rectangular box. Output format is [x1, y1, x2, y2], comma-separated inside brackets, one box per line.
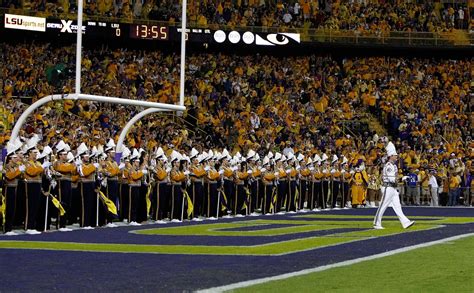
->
[2, 14, 300, 47]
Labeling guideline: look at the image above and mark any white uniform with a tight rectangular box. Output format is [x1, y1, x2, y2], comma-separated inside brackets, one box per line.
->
[373, 161, 413, 229]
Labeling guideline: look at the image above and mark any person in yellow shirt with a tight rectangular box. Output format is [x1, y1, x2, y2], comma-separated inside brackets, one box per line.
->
[447, 168, 461, 206]
[419, 166, 430, 205]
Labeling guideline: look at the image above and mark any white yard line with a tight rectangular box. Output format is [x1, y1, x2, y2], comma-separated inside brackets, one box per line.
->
[197, 232, 474, 293]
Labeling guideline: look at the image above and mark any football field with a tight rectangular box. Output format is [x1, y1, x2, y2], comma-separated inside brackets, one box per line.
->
[0, 207, 473, 292]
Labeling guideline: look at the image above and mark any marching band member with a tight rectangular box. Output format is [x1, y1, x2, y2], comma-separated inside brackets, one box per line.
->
[53, 141, 74, 231]
[67, 151, 80, 225]
[189, 148, 205, 220]
[152, 148, 170, 222]
[76, 143, 98, 228]
[373, 142, 414, 229]
[103, 139, 120, 227]
[248, 152, 261, 215]
[170, 151, 186, 221]
[137, 150, 150, 223]
[341, 157, 352, 209]
[330, 155, 342, 209]
[311, 154, 324, 211]
[3, 139, 23, 235]
[275, 153, 287, 213]
[205, 152, 221, 218]
[321, 154, 331, 210]
[298, 155, 311, 211]
[23, 135, 44, 234]
[127, 149, 146, 225]
[119, 147, 131, 222]
[221, 152, 234, 216]
[261, 156, 276, 214]
[234, 160, 249, 216]
[286, 153, 298, 212]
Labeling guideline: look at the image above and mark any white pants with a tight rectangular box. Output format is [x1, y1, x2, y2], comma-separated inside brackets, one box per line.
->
[430, 187, 439, 207]
[373, 187, 411, 228]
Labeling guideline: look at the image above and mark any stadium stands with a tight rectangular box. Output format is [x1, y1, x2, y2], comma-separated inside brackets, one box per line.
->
[0, 2, 472, 235]
[0, 0, 470, 32]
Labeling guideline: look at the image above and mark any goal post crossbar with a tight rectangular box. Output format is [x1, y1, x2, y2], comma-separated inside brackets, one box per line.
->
[8, 93, 185, 145]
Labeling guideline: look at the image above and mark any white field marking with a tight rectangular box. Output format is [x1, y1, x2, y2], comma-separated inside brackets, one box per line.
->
[196, 232, 474, 293]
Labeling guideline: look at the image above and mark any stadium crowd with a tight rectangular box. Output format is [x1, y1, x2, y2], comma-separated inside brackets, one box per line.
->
[0, 41, 472, 234]
[0, 0, 470, 32]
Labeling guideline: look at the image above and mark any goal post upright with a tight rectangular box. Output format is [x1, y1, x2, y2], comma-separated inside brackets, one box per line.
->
[5, 0, 187, 159]
[115, 108, 170, 163]
[76, 0, 83, 95]
[179, 0, 187, 107]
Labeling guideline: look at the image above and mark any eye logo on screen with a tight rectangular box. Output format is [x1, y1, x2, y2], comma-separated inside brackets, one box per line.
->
[213, 30, 300, 46]
[255, 33, 300, 46]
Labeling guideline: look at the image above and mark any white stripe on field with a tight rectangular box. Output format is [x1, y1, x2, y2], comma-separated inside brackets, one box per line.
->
[196, 232, 474, 293]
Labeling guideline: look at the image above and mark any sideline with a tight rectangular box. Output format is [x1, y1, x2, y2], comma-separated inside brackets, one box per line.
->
[196, 232, 474, 293]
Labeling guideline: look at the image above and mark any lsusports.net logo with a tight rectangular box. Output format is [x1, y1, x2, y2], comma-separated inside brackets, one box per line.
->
[213, 30, 300, 46]
[4, 14, 46, 32]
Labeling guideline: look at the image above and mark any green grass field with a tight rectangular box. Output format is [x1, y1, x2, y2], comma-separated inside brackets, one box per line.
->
[234, 235, 474, 293]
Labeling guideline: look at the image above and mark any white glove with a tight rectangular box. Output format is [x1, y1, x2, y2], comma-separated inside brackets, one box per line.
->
[296, 166, 301, 171]
[350, 170, 355, 174]
[402, 176, 409, 181]
[204, 166, 210, 171]
[286, 169, 291, 174]
[219, 170, 224, 175]
[166, 167, 171, 173]
[142, 169, 148, 175]
[309, 167, 314, 171]
[331, 169, 336, 174]
[19, 165, 26, 172]
[101, 179, 108, 187]
[184, 171, 190, 175]
[75, 159, 82, 167]
[247, 170, 253, 174]
[119, 163, 125, 170]
[260, 168, 266, 173]
[50, 180, 57, 189]
[78, 166, 84, 177]
[274, 172, 279, 177]
[232, 166, 238, 171]
[93, 163, 100, 169]
[42, 162, 51, 169]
